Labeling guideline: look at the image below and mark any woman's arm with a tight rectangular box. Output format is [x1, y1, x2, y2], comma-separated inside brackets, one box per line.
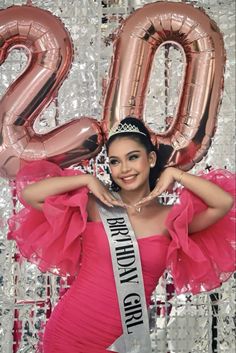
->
[22, 174, 122, 210]
[170, 168, 234, 233]
[136, 167, 234, 233]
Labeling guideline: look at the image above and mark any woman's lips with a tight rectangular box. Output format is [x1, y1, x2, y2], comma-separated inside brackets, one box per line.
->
[120, 175, 137, 184]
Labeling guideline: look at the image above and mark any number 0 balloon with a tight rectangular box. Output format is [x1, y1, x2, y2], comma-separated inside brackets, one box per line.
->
[0, 2, 225, 178]
[102, 1, 225, 170]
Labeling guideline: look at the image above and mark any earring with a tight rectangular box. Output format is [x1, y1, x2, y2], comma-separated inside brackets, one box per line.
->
[150, 163, 155, 168]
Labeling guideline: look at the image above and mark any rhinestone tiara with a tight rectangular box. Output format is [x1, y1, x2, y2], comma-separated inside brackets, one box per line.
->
[108, 122, 147, 138]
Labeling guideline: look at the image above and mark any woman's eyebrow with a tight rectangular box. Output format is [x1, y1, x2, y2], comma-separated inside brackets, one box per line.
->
[109, 150, 141, 159]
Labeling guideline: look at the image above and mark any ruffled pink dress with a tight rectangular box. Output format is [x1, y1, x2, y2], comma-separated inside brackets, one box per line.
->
[8, 161, 236, 353]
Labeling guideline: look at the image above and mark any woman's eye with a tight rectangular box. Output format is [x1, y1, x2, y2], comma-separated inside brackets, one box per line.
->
[109, 159, 118, 165]
[129, 154, 139, 160]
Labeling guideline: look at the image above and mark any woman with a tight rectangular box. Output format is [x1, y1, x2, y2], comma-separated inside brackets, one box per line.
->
[8, 117, 235, 353]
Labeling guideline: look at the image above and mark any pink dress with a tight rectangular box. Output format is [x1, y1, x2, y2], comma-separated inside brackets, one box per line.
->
[8, 161, 236, 353]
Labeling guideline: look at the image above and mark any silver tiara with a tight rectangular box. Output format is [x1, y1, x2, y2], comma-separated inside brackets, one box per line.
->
[108, 122, 147, 138]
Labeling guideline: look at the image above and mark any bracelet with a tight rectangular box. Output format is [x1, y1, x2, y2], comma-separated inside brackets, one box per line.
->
[178, 171, 185, 184]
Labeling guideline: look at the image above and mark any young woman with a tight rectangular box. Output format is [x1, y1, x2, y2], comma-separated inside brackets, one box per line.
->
[8, 117, 235, 353]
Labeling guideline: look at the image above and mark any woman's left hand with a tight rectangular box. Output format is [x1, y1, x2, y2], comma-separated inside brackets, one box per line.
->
[134, 167, 182, 207]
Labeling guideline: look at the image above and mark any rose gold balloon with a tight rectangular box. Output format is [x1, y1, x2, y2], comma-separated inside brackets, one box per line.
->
[0, 5, 103, 179]
[102, 2, 225, 170]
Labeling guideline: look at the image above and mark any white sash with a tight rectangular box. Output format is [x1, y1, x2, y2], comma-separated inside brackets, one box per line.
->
[97, 202, 152, 353]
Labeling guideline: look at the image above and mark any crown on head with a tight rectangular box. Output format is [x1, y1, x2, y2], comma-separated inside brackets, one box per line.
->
[108, 122, 147, 138]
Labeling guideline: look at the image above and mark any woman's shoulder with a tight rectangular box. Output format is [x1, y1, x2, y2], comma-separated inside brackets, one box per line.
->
[155, 202, 173, 218]
[140, 201, 173, 239]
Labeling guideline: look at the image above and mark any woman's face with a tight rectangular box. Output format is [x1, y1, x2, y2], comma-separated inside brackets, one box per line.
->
[108, 136, 156, 192]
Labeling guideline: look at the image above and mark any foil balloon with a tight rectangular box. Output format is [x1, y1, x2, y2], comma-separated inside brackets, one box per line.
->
[0, 5, 103, 179]
[102, 1, 225, 170]
[0, 2, 225, 179]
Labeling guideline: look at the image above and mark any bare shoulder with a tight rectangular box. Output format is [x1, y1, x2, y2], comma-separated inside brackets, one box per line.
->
[155, 202, 173, 218]
[129, 201, 173, 239]
[152, 203, 173, 238]
[157, 204, 173, 238]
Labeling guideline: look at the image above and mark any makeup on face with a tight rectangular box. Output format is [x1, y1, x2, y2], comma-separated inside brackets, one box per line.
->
[108, 138, 153, 190]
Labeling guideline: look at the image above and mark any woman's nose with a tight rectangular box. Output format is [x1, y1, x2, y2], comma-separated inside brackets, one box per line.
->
[121, 161, 130, 173]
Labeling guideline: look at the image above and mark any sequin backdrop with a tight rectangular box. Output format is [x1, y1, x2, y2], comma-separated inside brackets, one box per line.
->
[0, 0, 235, 352]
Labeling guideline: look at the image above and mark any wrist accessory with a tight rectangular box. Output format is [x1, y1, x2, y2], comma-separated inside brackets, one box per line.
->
[178, 171, 185, 184]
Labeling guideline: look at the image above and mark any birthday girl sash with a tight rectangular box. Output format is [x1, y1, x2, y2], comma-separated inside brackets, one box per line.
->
[97, 202, 152, 353]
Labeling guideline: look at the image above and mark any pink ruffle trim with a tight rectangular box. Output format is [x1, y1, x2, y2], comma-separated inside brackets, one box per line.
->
[166, 169, 236, 295]
[8, 161, 88, 276]
[8, 162, 236, 295]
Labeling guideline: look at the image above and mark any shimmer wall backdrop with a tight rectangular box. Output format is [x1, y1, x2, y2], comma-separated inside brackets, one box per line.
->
[0, 0, 235, 352]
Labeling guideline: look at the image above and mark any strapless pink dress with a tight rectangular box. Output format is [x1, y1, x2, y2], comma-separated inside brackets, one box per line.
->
[8, 161, 236, 353]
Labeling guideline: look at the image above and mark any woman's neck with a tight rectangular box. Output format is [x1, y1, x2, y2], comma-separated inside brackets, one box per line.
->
[119, 185, 150, 206]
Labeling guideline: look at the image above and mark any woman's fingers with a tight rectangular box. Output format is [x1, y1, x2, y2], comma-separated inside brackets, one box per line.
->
[134, 185, 166, 207]
[135, 192, 157, 207]
[100, 194, 114, 207]
[101, 192, 125, 208]
[111, 199, 126, 207]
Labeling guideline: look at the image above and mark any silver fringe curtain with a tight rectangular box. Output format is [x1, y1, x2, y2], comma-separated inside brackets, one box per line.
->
[0, 1, 235, 352]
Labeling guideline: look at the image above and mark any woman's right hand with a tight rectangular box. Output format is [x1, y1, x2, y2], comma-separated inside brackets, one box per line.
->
[86, 175, 124, 208]
[22, 172, 124, 210]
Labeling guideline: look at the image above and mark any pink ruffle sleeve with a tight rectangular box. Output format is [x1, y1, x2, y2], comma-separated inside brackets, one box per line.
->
[166, 169, 236, 295]
[8, 161, 89, 276]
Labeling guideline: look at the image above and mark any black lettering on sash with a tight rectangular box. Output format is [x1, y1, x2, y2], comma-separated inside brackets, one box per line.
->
[126, 319, 144, 334]
[107, 218, 130, 237]
[111, 228, 130, 237]
[115, 237, 132, 243]
[107, 217, 125, 225]
[116, 244, 138, 283]
[119, 267, 139, 284]
[123, 293, 144, 334]
[109, 224, 126, 228]
[116, 244, 135, 266]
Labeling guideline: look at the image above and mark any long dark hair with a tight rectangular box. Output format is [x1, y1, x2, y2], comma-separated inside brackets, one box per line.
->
[106, 116, 166, 191]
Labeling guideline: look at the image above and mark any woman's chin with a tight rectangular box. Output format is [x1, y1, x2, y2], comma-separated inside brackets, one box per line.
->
[118, 180, 143, 192]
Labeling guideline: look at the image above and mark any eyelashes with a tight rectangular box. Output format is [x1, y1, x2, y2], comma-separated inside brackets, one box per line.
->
[109, 159, 118, 165]
[129, 154, 139, 160]
[109, 154, 139, 165]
